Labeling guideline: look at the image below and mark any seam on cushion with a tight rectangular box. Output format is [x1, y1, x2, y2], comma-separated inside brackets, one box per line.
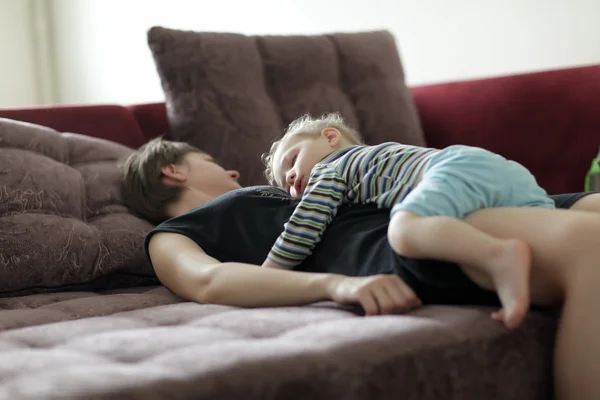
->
[208, 89, 237, 134]
[326, 34, 362, 134]
[69, 159, 122, 169]
[0, 209, 79, 219]
[62, 137, 88, 222]
[62, 133, 70, 165]
[85, 210, 132, 224]
[111, 271, 157, 278]
[0, 271, 158, 298]
[254, 36, 284, 130]
[70, 157, 88, 223]
[79, 172, 87, 222]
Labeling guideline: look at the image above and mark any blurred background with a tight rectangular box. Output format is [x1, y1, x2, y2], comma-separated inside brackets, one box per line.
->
[2, 0, 600, 107]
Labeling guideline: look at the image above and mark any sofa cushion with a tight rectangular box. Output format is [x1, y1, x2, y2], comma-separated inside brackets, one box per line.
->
[0, 289, 556, 400]
[0, 118, 158, 297]
[148, 27, 425, 186]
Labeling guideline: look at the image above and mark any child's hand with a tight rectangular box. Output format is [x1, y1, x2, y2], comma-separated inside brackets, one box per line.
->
[326, 274, 422, 316]
[262, 259, 287, 269]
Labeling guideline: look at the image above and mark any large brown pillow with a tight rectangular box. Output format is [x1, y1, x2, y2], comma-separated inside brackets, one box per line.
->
[148, 27, 425, 186]
[0, 118, 157, 297]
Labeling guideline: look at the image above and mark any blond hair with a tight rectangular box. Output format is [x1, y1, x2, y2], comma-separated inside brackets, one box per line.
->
[262, 113, 364, 185]
[119, 137, 202, 224]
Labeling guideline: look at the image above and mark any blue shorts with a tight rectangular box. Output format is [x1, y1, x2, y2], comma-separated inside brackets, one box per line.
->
[391, 145, 555, 218]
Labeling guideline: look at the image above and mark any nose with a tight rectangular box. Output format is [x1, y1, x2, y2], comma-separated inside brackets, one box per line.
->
[227, 170, 240, 181]
[285, 170, 296, 186]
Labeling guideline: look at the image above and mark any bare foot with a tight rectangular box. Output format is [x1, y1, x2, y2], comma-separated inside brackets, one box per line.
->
[486, 239, 532, 329]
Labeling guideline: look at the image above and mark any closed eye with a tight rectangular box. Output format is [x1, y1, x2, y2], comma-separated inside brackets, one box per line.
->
[279, 152, 297, 190]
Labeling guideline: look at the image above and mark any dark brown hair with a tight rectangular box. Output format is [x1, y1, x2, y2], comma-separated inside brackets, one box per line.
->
[119, 137, 202, 224]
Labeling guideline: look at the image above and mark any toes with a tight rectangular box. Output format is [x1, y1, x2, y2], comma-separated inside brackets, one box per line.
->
[491, 310, 505, 322]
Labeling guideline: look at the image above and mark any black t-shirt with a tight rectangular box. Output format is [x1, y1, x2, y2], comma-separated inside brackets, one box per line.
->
[144, 186, 508, 305]
[145, 186, 408, 278]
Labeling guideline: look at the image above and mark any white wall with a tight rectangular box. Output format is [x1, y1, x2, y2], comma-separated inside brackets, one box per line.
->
[50, 0, 600, 105]
[0, 0, 40, 107]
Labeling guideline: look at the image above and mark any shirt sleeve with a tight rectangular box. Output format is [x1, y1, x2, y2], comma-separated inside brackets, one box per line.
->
[266, 167, 348, 268]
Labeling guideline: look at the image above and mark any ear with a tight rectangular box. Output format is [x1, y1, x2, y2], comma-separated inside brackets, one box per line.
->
[321, 127, 342, 146]
[161, 164, 187, 185]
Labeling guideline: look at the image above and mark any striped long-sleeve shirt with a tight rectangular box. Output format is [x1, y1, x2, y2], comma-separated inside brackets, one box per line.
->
[267, 142, 439, 268]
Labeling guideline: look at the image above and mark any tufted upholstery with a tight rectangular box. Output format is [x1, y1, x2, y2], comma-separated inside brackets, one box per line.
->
[0, 287, 555, 400]
[0, 118, 157, 297]
[148, 27, 425, 186]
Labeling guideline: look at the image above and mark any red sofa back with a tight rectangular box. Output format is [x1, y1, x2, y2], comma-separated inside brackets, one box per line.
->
[412, 65, 600, 195]
[1, 65, 598, 194]
[0, 104, 147, 149]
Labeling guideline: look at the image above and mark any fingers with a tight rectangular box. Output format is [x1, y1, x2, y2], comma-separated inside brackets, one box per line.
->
[360, 290, 381, 316]
[385, 277, 422, 313]
[361, 276, 422, 316]
[391, 276, 422, 309]
[371, 286, 394, 315]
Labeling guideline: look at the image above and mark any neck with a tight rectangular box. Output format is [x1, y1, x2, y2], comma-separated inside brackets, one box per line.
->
[321, 143, 355, 164]
[165, 188, 215, 218]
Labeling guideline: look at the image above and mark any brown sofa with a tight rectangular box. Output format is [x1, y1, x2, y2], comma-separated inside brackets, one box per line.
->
[0, 43, 599, 398]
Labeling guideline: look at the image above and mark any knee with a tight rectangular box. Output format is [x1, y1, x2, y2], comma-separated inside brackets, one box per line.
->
[387, 213, 419, 257]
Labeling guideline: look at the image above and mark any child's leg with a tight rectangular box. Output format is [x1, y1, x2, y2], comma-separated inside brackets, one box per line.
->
[456, 207, 600, 400]
[388, 211, 531, 329]
[388, 147, 552, 327]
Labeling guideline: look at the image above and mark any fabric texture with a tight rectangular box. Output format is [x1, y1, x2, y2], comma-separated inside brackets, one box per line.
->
[0, 118, 158, 297]
[148, 26, 426, 186]
[0, 286, 556, 400]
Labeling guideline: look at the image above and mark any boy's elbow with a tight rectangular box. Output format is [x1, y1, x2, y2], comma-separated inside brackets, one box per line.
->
[149, 234, 220, 304]
[184, 264, 220, 304]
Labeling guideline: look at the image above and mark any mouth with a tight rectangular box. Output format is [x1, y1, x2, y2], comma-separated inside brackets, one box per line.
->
[294, 177, 304, 195]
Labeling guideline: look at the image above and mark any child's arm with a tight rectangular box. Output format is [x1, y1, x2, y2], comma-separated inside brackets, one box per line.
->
[262, 259, 288, 269]
[262, 168, 348, 269]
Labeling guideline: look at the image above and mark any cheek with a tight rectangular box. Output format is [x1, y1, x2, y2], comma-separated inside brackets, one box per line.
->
[272, 166, 284, 181]
[192, 164, 221, 187]
[189, 173, 208, 187]
[297, 154, 310, 170]
[299, 154, 316, 170]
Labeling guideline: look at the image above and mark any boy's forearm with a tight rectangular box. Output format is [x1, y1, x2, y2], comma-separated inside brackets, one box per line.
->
[202, 262, 340, 307]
